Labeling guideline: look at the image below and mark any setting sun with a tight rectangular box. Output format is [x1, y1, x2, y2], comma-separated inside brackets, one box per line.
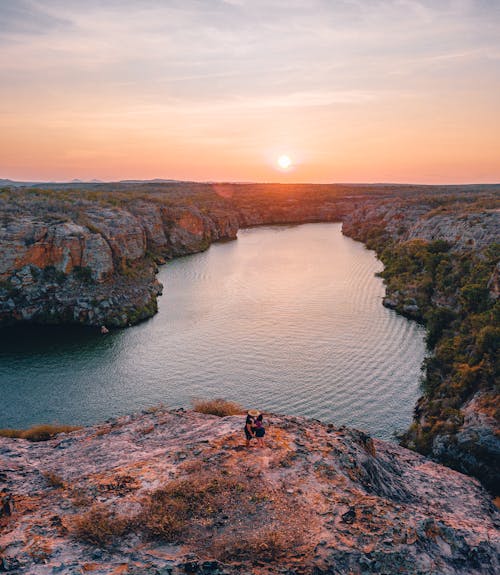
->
[278, 155, 292, 169]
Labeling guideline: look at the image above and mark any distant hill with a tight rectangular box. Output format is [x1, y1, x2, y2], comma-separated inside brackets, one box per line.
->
[0, 178, 182, 187]
[0, 179, 38, 187]
[118, 178, 181, 184]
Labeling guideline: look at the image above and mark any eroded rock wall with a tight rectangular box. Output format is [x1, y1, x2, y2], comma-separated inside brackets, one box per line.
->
[0, 191, 344, 327]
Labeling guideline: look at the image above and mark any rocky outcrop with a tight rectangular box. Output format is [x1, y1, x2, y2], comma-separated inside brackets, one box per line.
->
[83, 207, 147, 265]
[341, 196, 499, 494]
[430, 393, 500, 491]
[0, 214, 161, 327]
[407, 210, 500, 250]
[159, 205, 239, 258]
[342, 200, 500, 252]
[0, 409, 498, 574]
[0, 186, 347, 328]
[0, 218, 114, 282]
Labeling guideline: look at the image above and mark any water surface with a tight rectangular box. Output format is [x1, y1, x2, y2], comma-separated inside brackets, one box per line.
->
[0, 224, 426, 439]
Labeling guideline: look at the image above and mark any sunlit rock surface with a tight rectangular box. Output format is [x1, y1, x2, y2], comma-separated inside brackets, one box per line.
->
[0, 409, 498, 574]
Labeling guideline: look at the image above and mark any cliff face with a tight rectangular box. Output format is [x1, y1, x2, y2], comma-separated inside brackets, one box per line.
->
[0, 212, 160, 327]
[0, 184, 498, 496]
[1, 409, 498, 575]
[0, 186, 346, 327]
[0, 200, 243, 327]
[341, 197, 499, 494]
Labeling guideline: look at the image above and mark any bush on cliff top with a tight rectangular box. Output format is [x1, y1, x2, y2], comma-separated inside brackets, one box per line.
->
[67, 503, 130, 547]
[192, 398, 243, 417]
[0, 424, 81, 441]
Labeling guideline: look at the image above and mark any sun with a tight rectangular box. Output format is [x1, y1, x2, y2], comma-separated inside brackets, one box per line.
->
[277, 154, 292, 169]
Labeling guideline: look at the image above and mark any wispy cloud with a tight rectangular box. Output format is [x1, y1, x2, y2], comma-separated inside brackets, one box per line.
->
[0, 0, 72, 39]
[0, 0, 499, 182]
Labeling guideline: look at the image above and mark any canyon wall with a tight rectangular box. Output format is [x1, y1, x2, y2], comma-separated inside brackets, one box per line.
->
[341, 196, 499, 494]
[0, 185, 349, 327]
[0, 183, 498, 495]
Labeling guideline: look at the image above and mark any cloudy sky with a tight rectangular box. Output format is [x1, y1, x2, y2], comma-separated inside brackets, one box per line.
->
[1, 0, 499, 182]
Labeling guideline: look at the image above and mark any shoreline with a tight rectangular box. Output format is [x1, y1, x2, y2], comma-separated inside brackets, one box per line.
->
[1, 183, 498, 494]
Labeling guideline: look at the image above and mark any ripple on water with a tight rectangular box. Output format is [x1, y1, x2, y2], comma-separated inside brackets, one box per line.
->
[0, 223, 426, 439]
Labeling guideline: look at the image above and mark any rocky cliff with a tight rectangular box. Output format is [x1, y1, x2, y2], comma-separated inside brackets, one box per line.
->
[0, 183, 354, 327]
[1, 408, 499, 575]
[0, 183, 498, 496]
[0, 195, 241, 327]
[341, 194, 499, 495]
[2, 183, 496, 329]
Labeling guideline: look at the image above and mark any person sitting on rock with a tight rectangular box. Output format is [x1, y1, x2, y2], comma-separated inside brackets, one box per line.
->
[245, 409, 259, 447]
[254, 413, 266, 448]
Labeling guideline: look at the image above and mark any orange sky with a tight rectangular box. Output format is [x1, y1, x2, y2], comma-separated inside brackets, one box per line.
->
[1, 1, 500, 183]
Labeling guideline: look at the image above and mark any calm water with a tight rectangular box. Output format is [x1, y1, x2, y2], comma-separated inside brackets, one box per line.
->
[0, 224, 426, 440]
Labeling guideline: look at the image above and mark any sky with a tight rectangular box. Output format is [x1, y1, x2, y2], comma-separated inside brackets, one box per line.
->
[1, 0, 499, 183]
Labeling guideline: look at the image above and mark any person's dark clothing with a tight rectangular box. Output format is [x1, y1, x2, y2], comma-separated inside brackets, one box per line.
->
[244, 415, 254, 440]
[254, 416, 265, 437]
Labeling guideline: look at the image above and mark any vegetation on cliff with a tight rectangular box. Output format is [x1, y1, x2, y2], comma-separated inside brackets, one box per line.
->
[1, 182, 498, 494]
[342, 193, 499, 493]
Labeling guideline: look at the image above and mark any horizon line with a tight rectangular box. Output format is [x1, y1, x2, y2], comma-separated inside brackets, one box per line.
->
[2, 177, 500, 187]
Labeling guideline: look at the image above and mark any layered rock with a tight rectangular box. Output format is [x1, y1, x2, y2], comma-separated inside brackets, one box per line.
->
[0, 212, 159, 327]
[0, 186, 346, 328]
[159, 205, 239, 258]
[0, 202, 238, 327]
[0, 409, 498, 574]
[342, 200, 500, 253]
[0, 219, 113, 282]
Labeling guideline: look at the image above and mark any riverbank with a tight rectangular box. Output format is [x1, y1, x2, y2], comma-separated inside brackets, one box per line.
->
[1, 407, 499, 575]
[2, 183, 497, 329]
[341, 194, 499, 495]
[1, 182, 498, 495]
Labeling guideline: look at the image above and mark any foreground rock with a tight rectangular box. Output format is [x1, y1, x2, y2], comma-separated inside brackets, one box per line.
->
[1, 409, 498, 574]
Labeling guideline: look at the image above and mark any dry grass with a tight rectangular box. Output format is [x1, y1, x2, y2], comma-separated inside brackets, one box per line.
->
[143, 403, 167, 414]
[0, 424, 81, 442]
[43, 471, 65, 489]
[136, 468, 315, 565]
[69, 487, 93, 508]
[94, 425, 112, 437]
[212, 524, 306, 563]
[192, 398, 243, 417]
[67, 503, 130, 547]
[65, 435, 315, 566]
[138, 474, 249, 541]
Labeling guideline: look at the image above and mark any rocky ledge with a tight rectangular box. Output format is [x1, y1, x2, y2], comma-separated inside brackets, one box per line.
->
[341, 194, 500, 495]
[0, 200, 239, 328]
[0, 181, 349, 328]
[1, 409, 499, 575]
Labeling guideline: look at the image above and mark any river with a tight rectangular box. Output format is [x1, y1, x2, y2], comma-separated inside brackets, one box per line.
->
[0, 223, 426, 440]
